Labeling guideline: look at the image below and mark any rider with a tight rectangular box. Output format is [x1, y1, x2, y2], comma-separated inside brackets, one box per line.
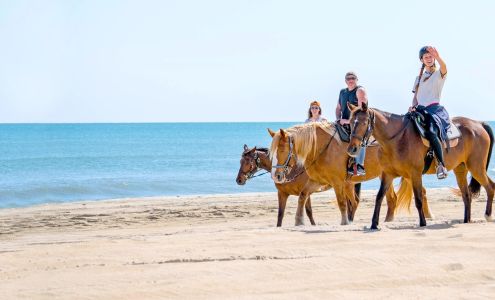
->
[305, 100, 328, 123]
[336, 71, 368, 176]
[409, 46, 449, 179]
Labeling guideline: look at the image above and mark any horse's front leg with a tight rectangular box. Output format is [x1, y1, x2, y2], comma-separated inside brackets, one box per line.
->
[334, 186, 350, 225]
[411, 174, 427, 227]
[295, 190, 310, 226]
[276, 191, 289, 227]
[371, 173, 394, 230]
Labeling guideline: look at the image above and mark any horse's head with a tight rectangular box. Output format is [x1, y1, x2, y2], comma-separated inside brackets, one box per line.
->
[347, 102, 374, 157]
[268, 128, 296, 184]
[236, 144, 259, 185]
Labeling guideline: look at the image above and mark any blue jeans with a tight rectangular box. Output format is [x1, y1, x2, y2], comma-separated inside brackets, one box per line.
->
[355, 146, 366, 167]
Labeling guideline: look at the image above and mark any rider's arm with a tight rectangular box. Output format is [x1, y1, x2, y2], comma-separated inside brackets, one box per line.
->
[437, 56, 447, 78]
[356, 87, 368, 108]
[428, 47, 447, 78]
[335, 101, 342, 120]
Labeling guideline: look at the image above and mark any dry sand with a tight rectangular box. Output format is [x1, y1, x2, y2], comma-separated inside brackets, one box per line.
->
[1, 188, 495, 299]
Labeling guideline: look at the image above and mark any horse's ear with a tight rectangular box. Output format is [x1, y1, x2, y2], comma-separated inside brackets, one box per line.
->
[243, 144, 249, 152]
[279, 129, 287, 139]
[250, 146, 257, 154]
[361, 101, 368, 111]
[347, 102, 357, 111]
[267, 128, 275, 137]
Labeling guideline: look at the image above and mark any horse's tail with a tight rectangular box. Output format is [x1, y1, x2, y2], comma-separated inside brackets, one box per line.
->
[396, 177, 413, 213]
[469, 122, 494, 198]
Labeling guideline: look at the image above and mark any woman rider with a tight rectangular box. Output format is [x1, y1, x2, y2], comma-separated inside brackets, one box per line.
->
[409, 46, 449, 179]
[305, 100, 328, 123]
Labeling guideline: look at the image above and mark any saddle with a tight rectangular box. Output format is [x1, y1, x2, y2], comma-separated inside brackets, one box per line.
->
[411, 112, 461, 148]
[335, 122, 351, 142]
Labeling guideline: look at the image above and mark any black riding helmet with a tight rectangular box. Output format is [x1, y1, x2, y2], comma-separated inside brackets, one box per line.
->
[419, 46, 430, 60]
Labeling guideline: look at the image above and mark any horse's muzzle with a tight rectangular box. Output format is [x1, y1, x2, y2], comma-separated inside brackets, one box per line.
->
[236, 176, 246, 185]
[272, 171, 286, 184]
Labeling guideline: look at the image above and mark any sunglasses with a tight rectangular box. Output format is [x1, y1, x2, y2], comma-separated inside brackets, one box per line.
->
[345, 77, 356, 81]
[310, 106, 320, 109]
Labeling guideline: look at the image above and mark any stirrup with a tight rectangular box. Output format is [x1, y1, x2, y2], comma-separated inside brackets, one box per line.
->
[436, 165, 448, 180]
[347, 164, 365, 176]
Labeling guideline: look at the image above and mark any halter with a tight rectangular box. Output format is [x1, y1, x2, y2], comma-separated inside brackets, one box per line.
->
[272, 135, 295, 175]
[351, 109, 375, 147]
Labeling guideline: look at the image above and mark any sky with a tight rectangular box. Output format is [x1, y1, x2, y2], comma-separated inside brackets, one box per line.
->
[1, 0, 494, 123]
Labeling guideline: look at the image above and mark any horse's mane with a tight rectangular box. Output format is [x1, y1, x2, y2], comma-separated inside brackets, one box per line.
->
[256, 147, 269, 153]
[372, 108, 406, 121]
[270, 122, 341, 166]
[243, 147, 269, 156]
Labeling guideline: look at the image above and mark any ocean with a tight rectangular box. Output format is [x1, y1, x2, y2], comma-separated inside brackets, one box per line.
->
[1, 122, 494, 208]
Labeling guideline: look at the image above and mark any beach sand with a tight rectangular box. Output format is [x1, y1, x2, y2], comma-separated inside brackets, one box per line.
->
[1, 188, 495, 299]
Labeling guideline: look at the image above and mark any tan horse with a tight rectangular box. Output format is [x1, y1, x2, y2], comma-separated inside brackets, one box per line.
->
[236, 144, 359, 226]
[347, 102, 494, 229]
[269, 123, 429, 225]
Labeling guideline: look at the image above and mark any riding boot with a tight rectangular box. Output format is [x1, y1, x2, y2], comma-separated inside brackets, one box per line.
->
[427, 132, 448, 179]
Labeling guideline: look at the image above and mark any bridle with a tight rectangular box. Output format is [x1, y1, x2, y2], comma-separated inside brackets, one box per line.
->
[242, 150, 269, 180]
[272, 135, 295, 177]
[351, 109, 375, 147]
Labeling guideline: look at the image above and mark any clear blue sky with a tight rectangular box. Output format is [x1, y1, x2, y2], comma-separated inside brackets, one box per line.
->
[1, 0, 494, 123]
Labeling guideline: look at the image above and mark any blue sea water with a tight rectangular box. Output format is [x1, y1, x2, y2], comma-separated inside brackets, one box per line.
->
[1, 122, 494, 208]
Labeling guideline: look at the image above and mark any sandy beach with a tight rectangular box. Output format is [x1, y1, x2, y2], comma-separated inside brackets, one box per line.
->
[1, 188, 495, 299]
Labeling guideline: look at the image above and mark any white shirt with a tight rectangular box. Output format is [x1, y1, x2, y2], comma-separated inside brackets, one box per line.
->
[412, 69, 447, 107]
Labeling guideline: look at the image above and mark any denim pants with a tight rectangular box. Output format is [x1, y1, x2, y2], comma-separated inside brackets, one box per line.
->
[355, 146, 366, 166]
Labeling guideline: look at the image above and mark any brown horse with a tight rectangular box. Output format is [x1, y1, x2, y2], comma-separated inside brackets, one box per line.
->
[269, 123, 430, 225]
[237, 144, 348, 226]
[347, 102, 494, 229]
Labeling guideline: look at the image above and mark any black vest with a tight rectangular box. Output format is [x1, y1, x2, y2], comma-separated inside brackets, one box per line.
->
[338, 86, 361, 120]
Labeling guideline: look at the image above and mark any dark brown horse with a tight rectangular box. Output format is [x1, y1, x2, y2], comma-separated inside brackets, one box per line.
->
[269, 123, 429, 225]
[237, 144, 344, 226]
[347, 102, 494, 229]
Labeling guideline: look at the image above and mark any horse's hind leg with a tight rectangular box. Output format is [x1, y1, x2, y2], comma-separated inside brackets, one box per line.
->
[467, 160, 495, 221]
[277, 191, 289, 227]
[304, 196, 316, 225]
[454, 164, 471, 223]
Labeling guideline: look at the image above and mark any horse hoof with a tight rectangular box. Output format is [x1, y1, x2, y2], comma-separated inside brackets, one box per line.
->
[485, 214, 494, 222]
[368, 225, 380, 231]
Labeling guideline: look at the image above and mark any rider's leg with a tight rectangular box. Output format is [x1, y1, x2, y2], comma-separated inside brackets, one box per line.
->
[355, 146, 366, 175]
[424, 115, 447, 179]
